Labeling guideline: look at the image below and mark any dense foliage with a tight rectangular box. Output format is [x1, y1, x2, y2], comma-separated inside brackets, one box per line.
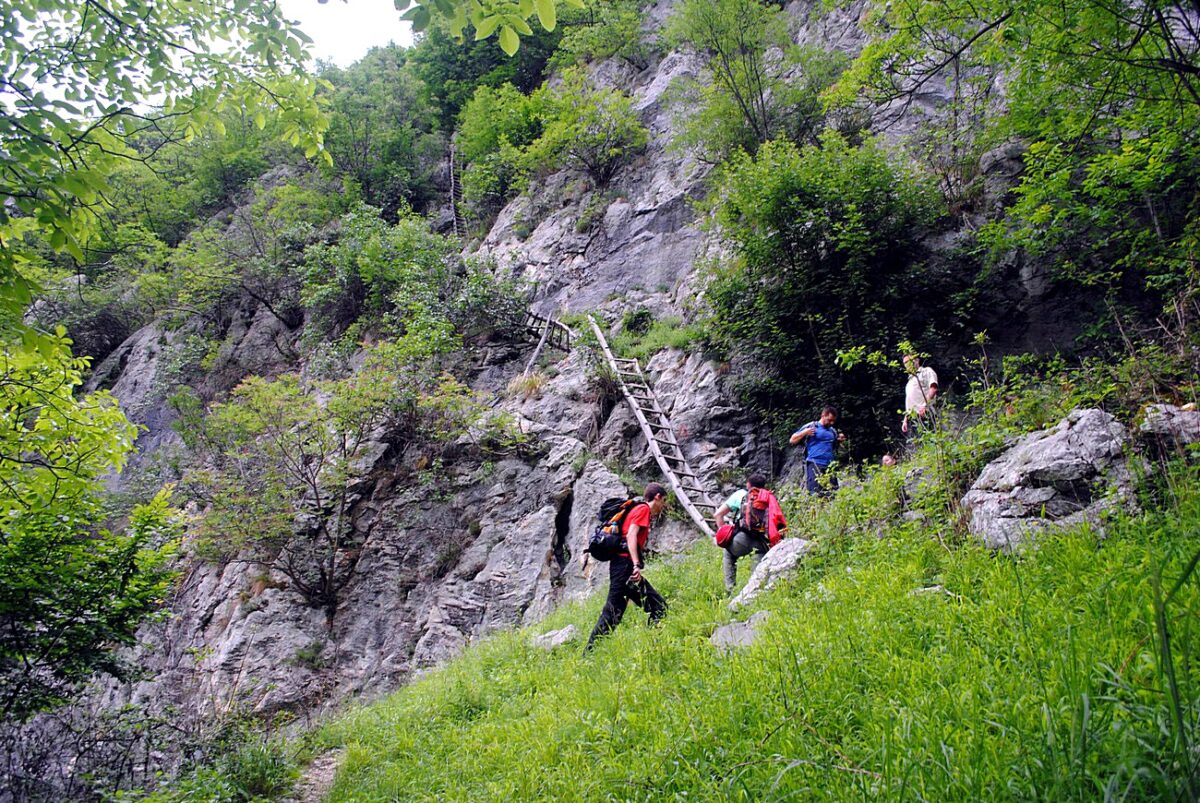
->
[0, 0, 329, 722]
[831, 0, 1200, 315]
[0, 335, 180, 721]
[705, 133, 948, 451]
[664, 0, 849, 161]
[455, 68, 648, 219]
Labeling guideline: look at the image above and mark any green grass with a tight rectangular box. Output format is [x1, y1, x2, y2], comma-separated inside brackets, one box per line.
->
[610, 316, 705, 362]
[315, 463, 1200, 802]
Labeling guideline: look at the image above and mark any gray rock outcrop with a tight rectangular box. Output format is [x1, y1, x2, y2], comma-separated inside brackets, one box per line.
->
[1138, 403, 1200, 454]
[961, 409, 1136, 550]
[730, 538, 814, 610]
[531, 625, 579, 650]
[711, 611, 770, 653]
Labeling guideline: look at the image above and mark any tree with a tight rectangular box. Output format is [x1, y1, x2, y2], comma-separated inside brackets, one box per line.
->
[0, 332, 181, 721]
[0, 0, 326, 719]
[830, 0, 1200, 313]
[0, 0, 328, 338]
[177, 349, 486, 619]
[705, 133, 946, 452]
[549, 0, 656, 71]
[526, 67, 648, 186]
[664, 0, 845, 161]
[411, 13, 563, 130]
[321, 46, 445, 217]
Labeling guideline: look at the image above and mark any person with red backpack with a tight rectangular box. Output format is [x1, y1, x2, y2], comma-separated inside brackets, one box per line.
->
[585, 482, 669, 650]
[713, 473, 787, 593]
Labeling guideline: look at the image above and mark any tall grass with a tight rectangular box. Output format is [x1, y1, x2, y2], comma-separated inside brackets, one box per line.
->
[316, 462, 1200, 802]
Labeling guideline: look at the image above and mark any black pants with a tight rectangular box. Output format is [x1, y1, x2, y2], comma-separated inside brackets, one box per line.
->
[586, 555, 667, 650]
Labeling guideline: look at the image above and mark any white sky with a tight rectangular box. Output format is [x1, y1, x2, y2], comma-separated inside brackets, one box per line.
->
[278, 0, 415, 67]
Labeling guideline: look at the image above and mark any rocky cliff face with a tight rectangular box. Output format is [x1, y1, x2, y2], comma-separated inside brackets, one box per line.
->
[6, 1, 1085, 795]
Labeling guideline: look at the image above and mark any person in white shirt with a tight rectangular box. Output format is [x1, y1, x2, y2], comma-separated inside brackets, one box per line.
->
[902, 353, 938, 447]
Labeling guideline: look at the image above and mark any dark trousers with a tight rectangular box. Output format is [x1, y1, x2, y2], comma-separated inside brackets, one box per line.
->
[586, 555, 667, 650]
[805, 461, 837, 497]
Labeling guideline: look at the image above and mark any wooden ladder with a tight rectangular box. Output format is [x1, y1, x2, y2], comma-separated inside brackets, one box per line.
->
[522, 309, 574, 353]
[449, 139, 466, 239]
[587, 315, 716, 537]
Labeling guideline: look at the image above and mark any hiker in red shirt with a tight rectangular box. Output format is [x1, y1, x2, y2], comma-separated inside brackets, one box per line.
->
[585, 482, 669, 650]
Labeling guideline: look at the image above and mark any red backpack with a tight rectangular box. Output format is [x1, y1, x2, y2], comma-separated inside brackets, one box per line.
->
[742, 487, 770, 535]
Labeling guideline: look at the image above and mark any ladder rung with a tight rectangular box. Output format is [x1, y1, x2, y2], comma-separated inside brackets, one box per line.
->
[646, 421, 671, 430]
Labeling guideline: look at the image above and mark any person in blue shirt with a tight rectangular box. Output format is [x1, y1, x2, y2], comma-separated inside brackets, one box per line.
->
[789, 406, 845, 497]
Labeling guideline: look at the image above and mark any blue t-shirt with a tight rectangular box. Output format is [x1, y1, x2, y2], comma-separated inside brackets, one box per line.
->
[796, 421, 838, 466]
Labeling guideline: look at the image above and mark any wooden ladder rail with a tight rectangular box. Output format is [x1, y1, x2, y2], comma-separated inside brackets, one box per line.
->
[587, 315, 716, 538]
[449, 139, 466, 239]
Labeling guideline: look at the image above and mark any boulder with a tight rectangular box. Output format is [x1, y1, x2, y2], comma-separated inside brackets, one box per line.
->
[1138, 403, 1200, 455]
[961, 409, 1135, 550]
[730, 539, 813, 610]
[531, 625, 579, 650]
[711, 611, 770, 653]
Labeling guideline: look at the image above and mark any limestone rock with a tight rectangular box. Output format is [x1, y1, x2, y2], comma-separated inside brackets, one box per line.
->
[730, 539, 814, 610]
[531, 625, 579, 650]
[1139, 404, 1200, 454]
[961, 409, 1135, 550]
[711, 611, 770, 653]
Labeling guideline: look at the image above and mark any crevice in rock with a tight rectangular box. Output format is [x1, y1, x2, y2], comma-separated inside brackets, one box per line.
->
[553, 491, 573, 571]
[588, 390, 619, 445]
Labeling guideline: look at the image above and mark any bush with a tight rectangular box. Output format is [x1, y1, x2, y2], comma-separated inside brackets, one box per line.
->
[664, 0, 847, 160]
[705, 132, 949, 455]
[549, 0, 655, 71]
[301, 203, 457, 333]
[527, 67, 648, 187]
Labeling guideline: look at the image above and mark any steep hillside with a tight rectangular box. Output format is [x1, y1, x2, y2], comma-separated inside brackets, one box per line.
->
[4, 0, 1199, 799]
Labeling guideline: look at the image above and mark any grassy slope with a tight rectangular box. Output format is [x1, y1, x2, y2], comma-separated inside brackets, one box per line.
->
[316, 461, 1200, 802]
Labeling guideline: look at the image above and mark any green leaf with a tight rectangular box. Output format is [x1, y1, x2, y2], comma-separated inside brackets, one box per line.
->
[474, 13, 502, 39]
[534, 0, 556, 31]
[498, 24, 520, 55]
[508, 15, 533, 35]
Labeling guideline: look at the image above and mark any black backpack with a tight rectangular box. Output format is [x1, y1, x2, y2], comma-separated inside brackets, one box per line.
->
[587, 497, 642, 561]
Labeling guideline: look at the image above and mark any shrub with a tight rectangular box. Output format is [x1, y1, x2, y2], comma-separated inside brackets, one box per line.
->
[664, 0, 847, 160]
[301, 203, 457, 333]
[704, 132, 949, 455]
[526, 68, 648, 187]
[549, 0, 655, 71]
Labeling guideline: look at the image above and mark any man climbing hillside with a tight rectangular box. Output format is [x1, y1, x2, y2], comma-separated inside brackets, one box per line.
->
[901, 353, 939, 450]
[713, 473, 786, 593]
[790, 406, 845, 497]
[586, 482, 669, 650]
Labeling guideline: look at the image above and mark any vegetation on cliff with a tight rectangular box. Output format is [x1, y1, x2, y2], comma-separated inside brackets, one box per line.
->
[1, 0, 1198, 798]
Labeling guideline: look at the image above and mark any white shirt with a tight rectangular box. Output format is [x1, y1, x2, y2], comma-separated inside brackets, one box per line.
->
[905, 366, 938, 413]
